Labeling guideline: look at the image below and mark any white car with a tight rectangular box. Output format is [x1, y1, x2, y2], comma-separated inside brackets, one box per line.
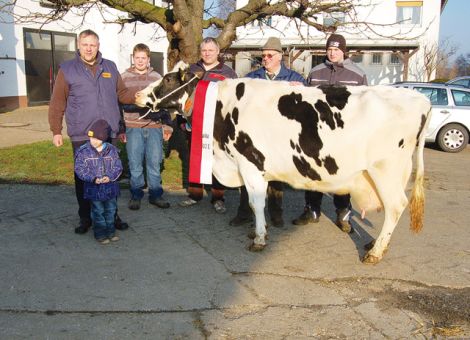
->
[446, 76, 470, 88]
[391, 82, 470, 152]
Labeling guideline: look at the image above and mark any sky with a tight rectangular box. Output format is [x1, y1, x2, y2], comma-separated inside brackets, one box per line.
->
[439, 0, 470, 58]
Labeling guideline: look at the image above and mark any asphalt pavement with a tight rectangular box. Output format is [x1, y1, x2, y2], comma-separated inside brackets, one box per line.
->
[0, 107, 469, 339]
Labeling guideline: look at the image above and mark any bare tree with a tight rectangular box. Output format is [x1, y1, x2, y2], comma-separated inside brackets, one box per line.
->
[421, 37, 457, 81]
[1, 0, 422, 68]
[453, 53, 470, 76]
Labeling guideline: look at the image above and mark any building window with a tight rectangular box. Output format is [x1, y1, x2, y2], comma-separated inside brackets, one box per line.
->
[390, 54, 401, 65]
[24, 31, 52, 50]
[311, 55, 325, 68]
[396, 1, 422, 25]
[350, 54, 363, 64]
[372, 53, 382, 65]
[251, 17, 273, 27]
[323, 12, 345, 27]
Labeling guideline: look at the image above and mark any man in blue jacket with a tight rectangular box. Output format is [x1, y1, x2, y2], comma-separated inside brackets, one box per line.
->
[49, 29, 135, 235]
[229, 37, 306, 228]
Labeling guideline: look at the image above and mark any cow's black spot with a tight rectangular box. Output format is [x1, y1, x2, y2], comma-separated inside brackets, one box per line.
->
[334, 112, 344, 129]
[319, 85, 351, 110]
[296, 144, 301, 153]
[314, 100, 336, 130]
[323, 155, 338, 175]
[417, 114, 427, 141]
[290, 140, 295, 150]
[234, 131, 265, 171]
[293, 155, 321, 181]
[236, 82, 245, 101]
[398, 138, 404, 148]
[232, 107, 239, 125]
[213, 100, 236, 151]
[278, 92, 322, 166]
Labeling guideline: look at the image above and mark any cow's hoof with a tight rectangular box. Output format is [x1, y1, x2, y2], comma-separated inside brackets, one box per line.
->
[247, 230, 268, 240]
[362, 252, 381, 264]
[248, 242, 266, 252]
[364, 239, 375, 251]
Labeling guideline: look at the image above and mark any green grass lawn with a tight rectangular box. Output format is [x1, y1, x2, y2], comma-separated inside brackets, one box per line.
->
[0, 139, 185, 189]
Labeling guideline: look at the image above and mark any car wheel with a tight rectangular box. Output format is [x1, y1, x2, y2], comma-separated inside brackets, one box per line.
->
[436, 124, 469, 153]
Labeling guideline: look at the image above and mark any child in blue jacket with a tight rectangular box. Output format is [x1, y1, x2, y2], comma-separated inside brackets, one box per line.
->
[74, 119, 123, 244]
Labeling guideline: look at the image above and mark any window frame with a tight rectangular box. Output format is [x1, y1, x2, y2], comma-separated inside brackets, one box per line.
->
[396, 1, 423, 25]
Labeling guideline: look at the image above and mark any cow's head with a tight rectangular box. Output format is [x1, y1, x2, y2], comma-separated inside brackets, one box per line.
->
[135, 61, 201, 115]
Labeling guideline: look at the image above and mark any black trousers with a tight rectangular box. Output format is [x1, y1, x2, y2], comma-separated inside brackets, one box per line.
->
[305, 191, 351, 214]
[236, 181, 283, 219]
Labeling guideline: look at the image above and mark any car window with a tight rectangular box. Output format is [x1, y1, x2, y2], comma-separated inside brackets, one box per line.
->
[450, 79, 470, 88]
[451, 89, 470, 106]
[414, 87, 448, 105]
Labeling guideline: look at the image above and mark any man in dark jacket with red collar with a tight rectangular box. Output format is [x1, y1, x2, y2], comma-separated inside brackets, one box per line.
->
[178, 37, 238, 214]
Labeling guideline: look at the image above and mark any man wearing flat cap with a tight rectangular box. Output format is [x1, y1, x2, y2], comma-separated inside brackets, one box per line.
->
[229, 36, 306, 229]
[293, 33, 368, 233]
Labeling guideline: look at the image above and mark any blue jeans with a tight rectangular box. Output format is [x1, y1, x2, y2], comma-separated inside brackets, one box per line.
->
[91, 198, 117, 240]
[126, 127, 164, 200]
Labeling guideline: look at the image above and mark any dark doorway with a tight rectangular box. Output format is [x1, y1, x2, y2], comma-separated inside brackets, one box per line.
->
[23, 29, 76, 106]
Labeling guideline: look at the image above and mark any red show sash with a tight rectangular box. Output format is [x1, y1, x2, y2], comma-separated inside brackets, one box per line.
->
[189, 80, 218, 184]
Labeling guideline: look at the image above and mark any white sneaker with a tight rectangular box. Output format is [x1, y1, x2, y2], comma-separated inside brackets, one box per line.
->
[213, 200, 227, 214]
[179, 197, 198, 207]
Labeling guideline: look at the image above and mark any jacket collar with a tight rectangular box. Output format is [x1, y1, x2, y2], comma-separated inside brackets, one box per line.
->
[195, 60, 225, 72]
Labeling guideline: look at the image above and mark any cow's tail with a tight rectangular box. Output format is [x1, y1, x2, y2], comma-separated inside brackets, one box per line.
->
[409, 108, 431, 233]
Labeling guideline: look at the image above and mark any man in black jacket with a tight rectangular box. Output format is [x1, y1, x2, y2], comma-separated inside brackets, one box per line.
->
[292, 34, 368, 233]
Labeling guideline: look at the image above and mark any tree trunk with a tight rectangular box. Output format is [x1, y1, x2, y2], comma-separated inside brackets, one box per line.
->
[166, 0, 205, 70]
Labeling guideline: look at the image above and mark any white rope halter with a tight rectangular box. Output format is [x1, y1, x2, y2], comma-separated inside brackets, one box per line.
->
[138, 75, 199, 120]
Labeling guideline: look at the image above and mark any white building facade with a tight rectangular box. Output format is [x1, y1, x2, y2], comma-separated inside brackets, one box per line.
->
[229, 0, 446, 85]
[0, 0, 169, 110]
[1, 0, 446, 110]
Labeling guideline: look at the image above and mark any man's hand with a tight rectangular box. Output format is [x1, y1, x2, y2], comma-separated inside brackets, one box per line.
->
[163, 126, 173, 142]
[52, 134, 63, 147]
[101, 176, 110, 183]
[163, 131, 172, 142]
[118, 133, 127, 143]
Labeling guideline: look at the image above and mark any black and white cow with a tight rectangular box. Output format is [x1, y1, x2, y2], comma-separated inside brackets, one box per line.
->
[136, 62, 431, 264]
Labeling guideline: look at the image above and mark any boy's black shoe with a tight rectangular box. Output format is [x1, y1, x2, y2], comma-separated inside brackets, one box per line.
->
[115, 215, 129, 230]
[75, 219, 91, 234]
[128, 199, 141, 210]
